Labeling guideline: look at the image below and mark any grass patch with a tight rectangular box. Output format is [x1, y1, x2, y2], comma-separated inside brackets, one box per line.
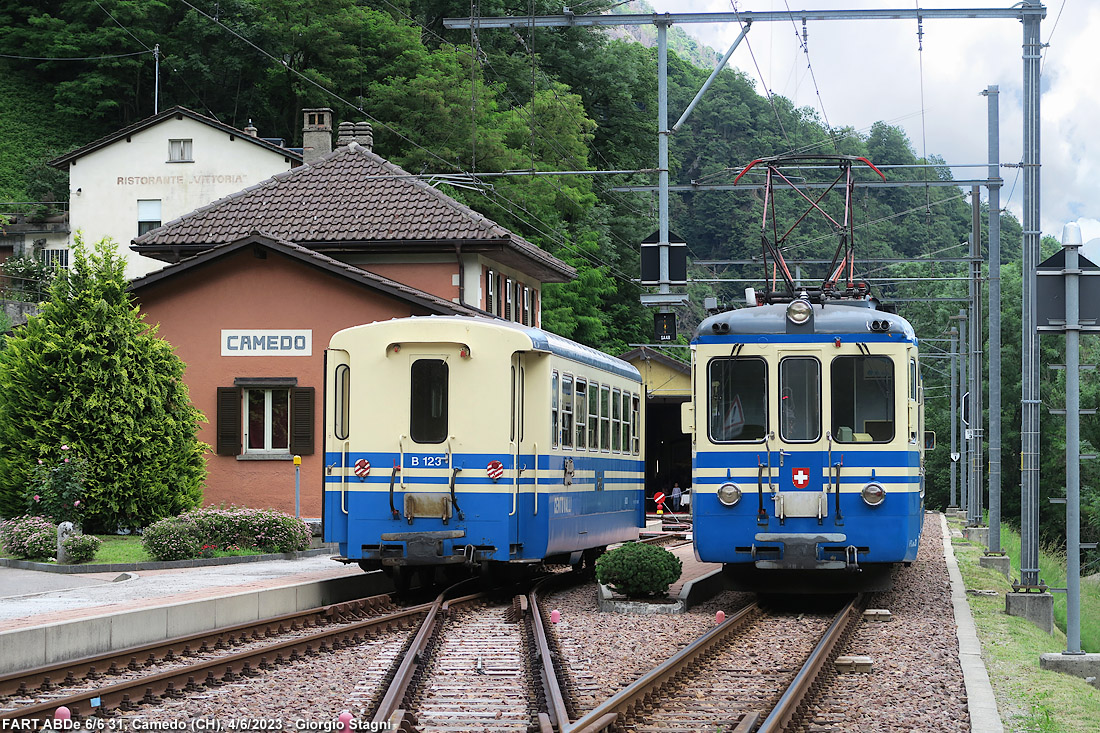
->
[88, 536, 266, 564]
[951, 516, 1100, 732]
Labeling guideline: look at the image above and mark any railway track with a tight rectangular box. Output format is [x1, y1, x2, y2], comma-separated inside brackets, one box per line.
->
[565, 595, 866, 733]
[0, 594, 424, 723]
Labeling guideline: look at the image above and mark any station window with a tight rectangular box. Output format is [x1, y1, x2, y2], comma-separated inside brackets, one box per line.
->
[779, 357, 821, 442]
[216, 381, 314, 458]
[168, 138, 193, 162]
[708, 357, 767, 443]
[831, 355, 894, 443]
[410, 359, 448, 444]
[575, 379, 587, 450]
[137, 199, 162, 236]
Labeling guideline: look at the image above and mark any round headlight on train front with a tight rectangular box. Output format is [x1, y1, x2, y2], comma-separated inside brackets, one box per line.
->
[786, 299, 812, 325]
[861, 482, 887, 507]
[717, 482, 742, 507]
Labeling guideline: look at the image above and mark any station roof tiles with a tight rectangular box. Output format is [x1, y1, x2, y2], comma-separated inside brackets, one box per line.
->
[131, 142, 575, 282]
[129, 232, 488, 318]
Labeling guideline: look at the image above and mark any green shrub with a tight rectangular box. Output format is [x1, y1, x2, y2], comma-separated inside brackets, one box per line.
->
[28, 447, 87, 525]
[595, 541, 683, 598]
[62, 533, 101, 564]
[0, 515, 56, 559]
[142, 507, 311, 561]
[142, 516, 201, 561]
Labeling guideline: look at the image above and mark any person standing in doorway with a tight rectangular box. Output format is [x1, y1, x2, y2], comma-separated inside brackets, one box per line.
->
[671, 482, 682, 512]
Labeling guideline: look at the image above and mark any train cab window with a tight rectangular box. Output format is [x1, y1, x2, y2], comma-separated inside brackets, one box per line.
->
[561, 375, 574, 449]
[410, 359, 448, 444]
[631, 394, 641, 454]
[551, 371, 559, 448]
[909, 358, 918, 401]
[611, 388, 622, 452]
[600, 385, 611, 451]
[575, 379, 587, 449]
[779, 357, 821, 442]
[708, 358, 767, 442]
[831, 356, 894, 443]
[588, 383, 600, 450]
[334, 364, 350, 440]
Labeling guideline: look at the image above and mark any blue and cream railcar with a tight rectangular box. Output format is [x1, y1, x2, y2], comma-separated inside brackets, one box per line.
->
[323, 316, 645, 576]
[686, 299, 924, 583]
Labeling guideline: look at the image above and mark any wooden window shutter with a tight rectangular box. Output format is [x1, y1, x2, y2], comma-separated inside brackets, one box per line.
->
[216, 387, 242, 456]
[290, 387, 315, 455]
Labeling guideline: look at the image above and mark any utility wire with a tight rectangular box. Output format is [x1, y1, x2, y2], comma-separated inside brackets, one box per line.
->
[0, 50, 151, 61]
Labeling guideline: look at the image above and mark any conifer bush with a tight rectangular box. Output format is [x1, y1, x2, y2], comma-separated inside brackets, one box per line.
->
[595, 541, 683, 598]
[0, 235, 206, 529]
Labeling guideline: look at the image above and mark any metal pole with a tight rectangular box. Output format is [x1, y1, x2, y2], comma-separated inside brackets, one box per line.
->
[294, 455, 302, 518]
[969, 188, 984, 528]
[950, 326, 959, 509]
[959, 308, 968, 514]
[985, 85, 1003, 553]
[154, 44, 160, 115]
[1062, 223, 1083, 655]
[657, 21, 670, 298]
[671, 23, 751, 132]
[1020, 1, 1043, 589]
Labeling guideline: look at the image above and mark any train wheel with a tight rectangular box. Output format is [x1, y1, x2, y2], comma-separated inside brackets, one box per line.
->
[390, 564, 411, 593]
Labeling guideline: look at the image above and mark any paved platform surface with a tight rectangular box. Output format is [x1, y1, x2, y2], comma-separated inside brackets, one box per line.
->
[0, 554, 363, 632]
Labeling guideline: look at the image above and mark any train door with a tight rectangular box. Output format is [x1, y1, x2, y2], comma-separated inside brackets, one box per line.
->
[323, 348, 351, 547]
[509, 352, 527, 553]
[775, 349, 829, 518]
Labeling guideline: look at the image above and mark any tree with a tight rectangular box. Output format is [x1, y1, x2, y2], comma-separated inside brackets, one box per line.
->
[0, 235, 205, 529]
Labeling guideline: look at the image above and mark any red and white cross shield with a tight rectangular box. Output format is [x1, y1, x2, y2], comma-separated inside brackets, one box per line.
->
[792, 467, 811, 489]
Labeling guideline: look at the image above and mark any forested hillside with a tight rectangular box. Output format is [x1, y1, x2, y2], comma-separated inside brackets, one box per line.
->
[1, 0, 1097, 554]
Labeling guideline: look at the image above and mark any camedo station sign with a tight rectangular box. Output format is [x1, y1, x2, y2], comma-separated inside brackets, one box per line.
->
[221, 329, 312, 356]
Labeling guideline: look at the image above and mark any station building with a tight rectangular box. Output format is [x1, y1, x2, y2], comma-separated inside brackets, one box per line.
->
[128, 109, 575, 518]
[48, 107, 301, 278]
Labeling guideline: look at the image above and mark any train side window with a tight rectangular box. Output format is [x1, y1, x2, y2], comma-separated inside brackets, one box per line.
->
[620, 391, 631, 453]
[831, 355, 894, 443]
[588, 382, 600, 450]
[551, 371, 559, 449]
[575, 379, 587, 450]
[708, 357, 767, 442]
[779, 357, 820, 442]
[611, 388, 622, 452]
[561, 374, 574, 448]
[631, 394, 640, 455]
[600, 385, 611, 451]
[410, 359, 448, 444]
[334, 364, 350, 440]
[909, 358, 918, 401]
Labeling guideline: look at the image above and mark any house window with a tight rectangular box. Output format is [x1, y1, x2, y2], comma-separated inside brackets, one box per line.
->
[42, 249, 69, 269]
[216, 383, 314, 458]
[505, 278, 513, 320]
[486, 269, 496, 314]
[137, 199, 162, 236]
[168, 139, 193, 162]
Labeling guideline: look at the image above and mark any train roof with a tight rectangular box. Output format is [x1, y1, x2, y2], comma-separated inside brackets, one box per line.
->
[331, 316, 641, 381]
[694, 301, 917, 343]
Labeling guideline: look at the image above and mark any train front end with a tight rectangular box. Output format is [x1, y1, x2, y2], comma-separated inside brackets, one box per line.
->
[687, 300, 925, 589]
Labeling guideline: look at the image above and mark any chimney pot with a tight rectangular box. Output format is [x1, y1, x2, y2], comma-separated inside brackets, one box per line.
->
[301, 107, 333, 164]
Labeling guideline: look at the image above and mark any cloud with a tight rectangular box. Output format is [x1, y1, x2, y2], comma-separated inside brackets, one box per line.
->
[643, 0, 1088, 238]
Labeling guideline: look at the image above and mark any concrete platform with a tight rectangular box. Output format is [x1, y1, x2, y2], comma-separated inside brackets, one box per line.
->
[1005, 591, 1055, 634]
[1039, 652, 1100, 688]
[979, 554, 1011, 578]
[0, 553, 377, 675]
[597, 539, 724, 614]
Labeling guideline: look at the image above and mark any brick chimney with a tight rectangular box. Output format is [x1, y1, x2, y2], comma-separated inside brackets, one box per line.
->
[302, 108, 333, 164]
[336, 120, 373, 152]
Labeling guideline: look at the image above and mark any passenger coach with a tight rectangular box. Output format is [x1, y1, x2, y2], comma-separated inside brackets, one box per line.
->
[323, 316, 645, 583]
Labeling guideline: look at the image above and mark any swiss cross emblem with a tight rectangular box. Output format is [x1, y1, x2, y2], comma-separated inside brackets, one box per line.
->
[792, 468, 811, 489]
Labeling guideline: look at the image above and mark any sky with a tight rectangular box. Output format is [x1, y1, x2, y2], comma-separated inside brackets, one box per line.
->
[635, 0, 1096, 247]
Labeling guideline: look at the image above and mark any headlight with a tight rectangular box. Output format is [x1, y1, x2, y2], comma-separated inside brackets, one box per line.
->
[717, 482, 742, 507]
[786, 299, 812, 325]
[861, 482, 886, 506]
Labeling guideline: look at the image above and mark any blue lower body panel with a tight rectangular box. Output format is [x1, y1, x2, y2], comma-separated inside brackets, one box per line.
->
[693, 491, 924, 568]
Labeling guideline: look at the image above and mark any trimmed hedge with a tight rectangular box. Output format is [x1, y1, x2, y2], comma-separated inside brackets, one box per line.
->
[595, 541, 683, 598]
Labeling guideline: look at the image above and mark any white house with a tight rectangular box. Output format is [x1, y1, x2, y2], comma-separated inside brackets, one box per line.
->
[49, 107, 301, 278]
